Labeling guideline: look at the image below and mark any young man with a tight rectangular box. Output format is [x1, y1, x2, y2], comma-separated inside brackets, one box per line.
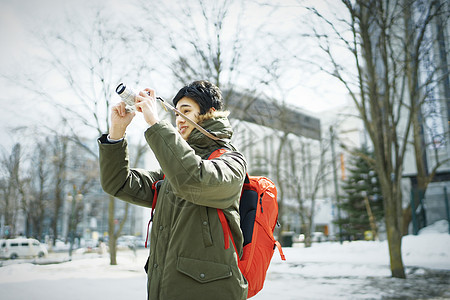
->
[98, 80, 248, 299]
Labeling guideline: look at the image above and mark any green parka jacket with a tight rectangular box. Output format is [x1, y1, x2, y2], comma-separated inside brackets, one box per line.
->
[98, 115, 248, 300]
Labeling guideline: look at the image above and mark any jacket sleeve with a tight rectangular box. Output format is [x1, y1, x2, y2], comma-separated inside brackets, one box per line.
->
[98, 134, 164, 208]
[144, 121, 247, 209]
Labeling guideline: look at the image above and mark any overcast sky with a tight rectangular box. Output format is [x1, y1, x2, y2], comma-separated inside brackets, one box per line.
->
[0, 0, 351, 150]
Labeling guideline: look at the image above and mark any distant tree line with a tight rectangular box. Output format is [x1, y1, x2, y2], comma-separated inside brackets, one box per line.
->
[0, 134, 98, 244]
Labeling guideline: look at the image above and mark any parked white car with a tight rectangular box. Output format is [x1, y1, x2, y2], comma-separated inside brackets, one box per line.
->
[0, 238, 48, 259]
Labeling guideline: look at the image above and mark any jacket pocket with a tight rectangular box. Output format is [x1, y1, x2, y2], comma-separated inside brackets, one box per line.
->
[199, 206, 213, 247]
[177, 256, 232, 284]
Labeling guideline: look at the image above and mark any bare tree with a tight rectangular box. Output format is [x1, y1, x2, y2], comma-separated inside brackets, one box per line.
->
[303, 0, 449, 245]
[0, 144, 23, 237]
[138, 0, 245, 95]
[49, 135, 68, 245]
[302, 0, 447, 278]
[285, 134, 330, 247]
[64, 139, 99, 248]
[308, 0, 448, 277]
[1, 134, 67, 241]
[25, 141, 51, 240]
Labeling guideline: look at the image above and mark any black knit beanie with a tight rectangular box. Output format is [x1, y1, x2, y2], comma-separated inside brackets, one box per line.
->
[172, 80, 224, 114]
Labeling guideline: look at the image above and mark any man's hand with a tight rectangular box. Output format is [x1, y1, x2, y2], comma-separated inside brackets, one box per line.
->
[109, 101, 135, 139]
[135, 88, 160, 126]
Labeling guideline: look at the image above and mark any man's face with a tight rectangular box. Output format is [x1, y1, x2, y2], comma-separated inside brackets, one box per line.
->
[176, 97, 201, 140]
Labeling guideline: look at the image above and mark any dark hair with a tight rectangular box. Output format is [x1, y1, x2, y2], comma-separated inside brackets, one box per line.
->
[172, 80, 224, 114]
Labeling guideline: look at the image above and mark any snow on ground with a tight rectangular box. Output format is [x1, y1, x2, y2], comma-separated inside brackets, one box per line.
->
[1, 220, 449, 300]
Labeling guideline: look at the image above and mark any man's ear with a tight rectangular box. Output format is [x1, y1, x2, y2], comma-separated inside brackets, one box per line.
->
[197, 107, 217, 124]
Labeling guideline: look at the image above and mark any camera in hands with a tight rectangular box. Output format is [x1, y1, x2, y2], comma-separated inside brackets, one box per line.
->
[116, 83, 136, 112]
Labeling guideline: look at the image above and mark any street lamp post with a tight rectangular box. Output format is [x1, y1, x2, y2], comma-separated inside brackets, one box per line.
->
[67, 185, 83, 259]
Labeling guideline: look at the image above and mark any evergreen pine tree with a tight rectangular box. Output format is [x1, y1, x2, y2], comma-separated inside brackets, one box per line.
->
[336, 146, 384, 240]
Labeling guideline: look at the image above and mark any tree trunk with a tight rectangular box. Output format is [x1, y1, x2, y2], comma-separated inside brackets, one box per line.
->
[383, 185, 406, 278]
[108, 195, 117, 265]
[51, 137, 67, 245]
[108, 194, 130, 265]
[386, 222, 406, 278]
[275, 133, 289, 235]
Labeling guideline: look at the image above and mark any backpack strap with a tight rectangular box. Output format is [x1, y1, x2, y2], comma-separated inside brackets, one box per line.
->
[145, 176, 164, 248]
[218, 209, 243, 264]
[209, 148, 244, 260]
[207, 148, 228, 159]
[150, 179, 164, 221]
[275, 241, 286, 261]
[217, 209, 239, 258]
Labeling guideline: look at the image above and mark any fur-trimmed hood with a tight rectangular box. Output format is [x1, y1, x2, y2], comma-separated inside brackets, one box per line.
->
[187, 110, 235, 155]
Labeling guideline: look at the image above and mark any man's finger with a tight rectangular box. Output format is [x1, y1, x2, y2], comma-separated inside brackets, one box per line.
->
[118, 102, 126, 116]
[143, 88, 155, 98]
[135, 94, 145, 102]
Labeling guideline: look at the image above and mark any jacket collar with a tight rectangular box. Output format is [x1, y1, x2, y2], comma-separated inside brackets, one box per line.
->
[187, 115, 234, 156]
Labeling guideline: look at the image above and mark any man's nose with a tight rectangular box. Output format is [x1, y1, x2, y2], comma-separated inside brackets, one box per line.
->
[176, 115, 185, 124]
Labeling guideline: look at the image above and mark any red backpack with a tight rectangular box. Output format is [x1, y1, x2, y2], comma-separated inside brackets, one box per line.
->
[209, 149, 286, 298]
[147, 149, 286, 298]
